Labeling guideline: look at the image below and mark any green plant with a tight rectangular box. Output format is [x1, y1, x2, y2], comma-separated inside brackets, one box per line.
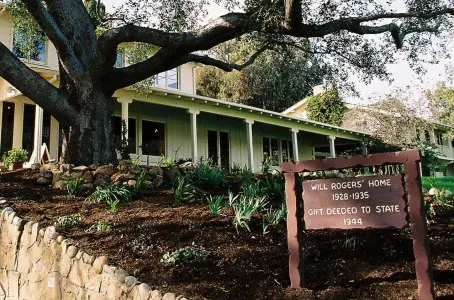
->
[130, 170, 149, 199]
[232, 194, 268, 232]
[262, 176, 285, 202]
[54, 214, 82, 230]
[66, 177, 85, 196]
[189, 160, 227, 189]
[262, 202, 287, 234]
[242, 181, 262, 199]
[160, 245, 209, 265]
[344, 234, 357, 250]
[131, 233, 154, 254]
[87, 183, 132, 212]
[86, 220, 114, 232]
[132, 155, 141, 166]
[260, 156, 273, 174]
[173, 175, 206, 204]
[157, 155, 177, 167]
[2, 148, 29, 168]
[306, 88, 347, 126]
[207, 195, 225, 215]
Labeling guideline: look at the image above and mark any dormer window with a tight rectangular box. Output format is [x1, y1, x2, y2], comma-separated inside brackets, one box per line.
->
[12, 30, 46, 64]
[155, 68, 178, 89]
[114, 51, 125, 68]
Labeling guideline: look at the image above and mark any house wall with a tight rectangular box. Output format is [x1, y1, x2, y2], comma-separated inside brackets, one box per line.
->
[114, 101, 317, 171]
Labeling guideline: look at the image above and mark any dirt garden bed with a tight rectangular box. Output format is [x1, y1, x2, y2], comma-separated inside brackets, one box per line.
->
[1, 169, 453, 299]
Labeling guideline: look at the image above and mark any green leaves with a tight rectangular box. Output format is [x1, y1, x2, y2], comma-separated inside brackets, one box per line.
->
[306, 88, 347, 126]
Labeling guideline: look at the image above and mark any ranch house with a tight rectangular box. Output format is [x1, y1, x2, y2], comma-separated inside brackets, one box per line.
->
[0, 5, 367, 172]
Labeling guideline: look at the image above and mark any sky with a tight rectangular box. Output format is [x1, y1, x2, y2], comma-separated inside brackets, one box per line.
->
[103, 0, 453, 105]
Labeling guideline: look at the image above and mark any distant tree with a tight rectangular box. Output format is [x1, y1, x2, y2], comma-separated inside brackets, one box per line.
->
[306, 88, 346, 126]
[427, 82, 454, 128]
[342, 97, 430, 147]
[196, 41, 322, 112]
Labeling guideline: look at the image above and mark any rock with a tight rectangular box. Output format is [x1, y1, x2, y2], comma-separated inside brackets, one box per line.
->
[94, 165, 117, 176]
[72, 165, 89, 173]
[162, 166, 180, 185]
[129, 165, 142, 175]
[93, 256, 109, 274]
[124, 276, 139, 287]
[428, 187, 439, 196]
[60, 164, 73, 172]
[124, 173, 136, 180]
[148, 167, 163, 178]
[94, 175, 110, 187]
[127, 180, 136, 186]
[54, 180, 68, 190]
[52, 171, 63, 185]
[30, 163, 41, 170]
[40, 170, 54, 179]
[37, 177, 52, 185]
[119, 159, 133, 166]
[88, 164, 99, 170]
[150, 175, 164, 188]
[149, 290, 162, 300]
[111, 173, 125, 182]
[67, 246, 78, 258]
[42, 163, 57, 171]
[114, 268, 129, 283]
[440, 189, 453, 200]
[163, 293, 176, 300]
[82, 171, 94, 183]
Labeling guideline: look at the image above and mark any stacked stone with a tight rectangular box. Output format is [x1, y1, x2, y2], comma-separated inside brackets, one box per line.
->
[0, 207, 187, 300]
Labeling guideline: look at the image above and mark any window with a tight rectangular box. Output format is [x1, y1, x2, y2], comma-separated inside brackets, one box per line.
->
[155, 68, 178, 89]
[111, 116, 137, 154]
[436, 132, 443, 145]
[424, 130, 431, 142]
[416, 129, 421, 141]
[141, 120, 165, 156]
[262, 137, 294, 166]
[12, 30, 46, 63]
[207, 130, 230, 169]
[114, 51, 124, 68]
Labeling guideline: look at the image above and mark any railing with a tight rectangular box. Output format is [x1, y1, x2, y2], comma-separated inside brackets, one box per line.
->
[437, 145, 454, 159]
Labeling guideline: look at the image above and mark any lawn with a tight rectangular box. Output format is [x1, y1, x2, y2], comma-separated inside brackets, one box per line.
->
[422, 176, 454, 192]
[1, 169, 454, 299]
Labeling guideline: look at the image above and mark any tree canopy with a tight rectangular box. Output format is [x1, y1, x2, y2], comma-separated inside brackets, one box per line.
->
[196, 39, 322, 112]
[306, 88, 346, 125]
[0, 0, 453, 164]
[427, 82, 454, 128]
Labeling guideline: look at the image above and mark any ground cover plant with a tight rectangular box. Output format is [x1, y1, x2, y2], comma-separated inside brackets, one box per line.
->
[2, 169, 454, 299]
[423, 176, 454, 192]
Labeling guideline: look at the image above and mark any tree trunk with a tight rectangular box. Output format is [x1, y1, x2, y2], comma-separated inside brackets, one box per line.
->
[59, 92, 117, 166]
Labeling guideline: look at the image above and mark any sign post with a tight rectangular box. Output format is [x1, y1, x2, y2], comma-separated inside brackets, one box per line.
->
[281, 150, 434, 300]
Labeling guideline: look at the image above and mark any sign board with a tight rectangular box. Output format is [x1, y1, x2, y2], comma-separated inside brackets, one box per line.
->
[302, 175, 407, 229]
[281, 150, 434, 300]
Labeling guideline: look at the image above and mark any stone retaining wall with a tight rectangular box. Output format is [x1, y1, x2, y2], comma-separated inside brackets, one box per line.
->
[0, 208, 185, 300]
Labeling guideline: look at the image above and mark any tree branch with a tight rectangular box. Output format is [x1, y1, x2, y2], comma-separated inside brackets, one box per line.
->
[0, 42, 78, 124]
[185, 45, 271, 72]
[22, 0, 84, 79]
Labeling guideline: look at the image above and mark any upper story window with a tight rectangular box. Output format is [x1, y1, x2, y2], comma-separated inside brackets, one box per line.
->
[12, 30, 46, 64]
[155, 68, 178, 89]
[114, 51, 125, 68]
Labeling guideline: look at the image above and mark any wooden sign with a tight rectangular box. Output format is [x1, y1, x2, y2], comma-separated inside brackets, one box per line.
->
[281, 150, 434, 300]
[303, 175, 407, 229]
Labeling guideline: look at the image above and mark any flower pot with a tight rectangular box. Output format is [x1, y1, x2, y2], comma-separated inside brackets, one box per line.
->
[9, 162, 23, 171]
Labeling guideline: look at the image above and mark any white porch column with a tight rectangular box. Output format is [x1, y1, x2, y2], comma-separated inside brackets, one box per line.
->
[117, 98, 133, 139]
[328, 136, 336, 158]
[33, 105, 44, 163]
[188, 109, 200, 164]
[12, 101, 24, 149]
[291, 128, 299, 161]
[245, 119, 254, 173]
[50, 117, 59, 160]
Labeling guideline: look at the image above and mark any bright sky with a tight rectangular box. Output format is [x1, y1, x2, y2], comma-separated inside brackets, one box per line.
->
[104, 0, 454, 105]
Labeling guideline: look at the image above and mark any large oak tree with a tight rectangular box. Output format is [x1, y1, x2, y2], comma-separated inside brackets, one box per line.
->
[0, 0, 452, 165]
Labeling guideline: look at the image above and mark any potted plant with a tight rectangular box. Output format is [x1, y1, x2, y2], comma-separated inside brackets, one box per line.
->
[2, 148, 29, 171]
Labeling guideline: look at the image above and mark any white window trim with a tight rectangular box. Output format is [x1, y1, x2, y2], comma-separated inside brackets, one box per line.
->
[206, 129, 231, 169]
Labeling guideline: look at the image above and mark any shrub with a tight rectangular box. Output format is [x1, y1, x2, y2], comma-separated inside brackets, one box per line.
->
[260, 156, 273, 174]
[190, 160, 227, 189]
[232, 194, 268, 232]
[173, 175, 206, 204]
[161, 245, 209, 265]
[66, 177, 85, 196]
[157, 155, 177, 167]
[86, 220, 114, 232]
[207, 195, 225, 215]
[130, 170, 149, 199]
[55, 214, 82, 230]
[262, 202, 287, 234]
[87, 183, 131, 212]
[262, 175, 285, 202]
[242, 181, 262, 199]
[2, 148, 29, 169]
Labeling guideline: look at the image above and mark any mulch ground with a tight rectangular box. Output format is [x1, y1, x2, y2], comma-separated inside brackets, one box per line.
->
[1, 170, 453, 299]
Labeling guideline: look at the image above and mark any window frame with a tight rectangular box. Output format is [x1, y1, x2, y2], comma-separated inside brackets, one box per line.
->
[140, 119, 166, 157]
[262, 136, 294, 166]
[155, 68, 180, 90]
